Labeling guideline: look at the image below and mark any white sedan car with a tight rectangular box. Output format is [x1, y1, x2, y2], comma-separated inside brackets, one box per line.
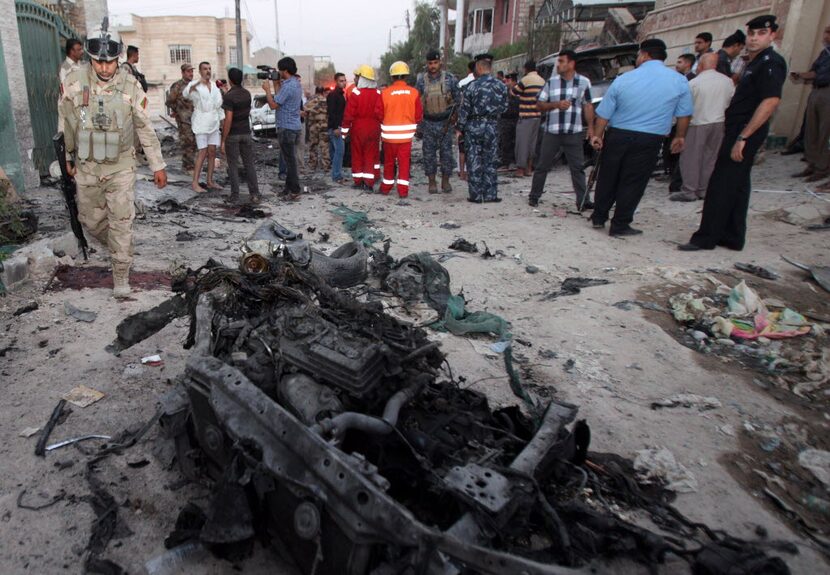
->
[250, 95, 276, 136]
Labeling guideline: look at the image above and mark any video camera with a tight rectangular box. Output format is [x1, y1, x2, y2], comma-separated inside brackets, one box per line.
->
[257, 65, 280, 81]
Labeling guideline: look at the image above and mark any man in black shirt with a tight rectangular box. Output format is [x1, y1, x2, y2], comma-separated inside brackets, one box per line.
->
[679, 15, 786, 252]
[327, 72, 348, 183]
[221, 67, 260, 203]
[716, 31, 746, 81]
[499, 73, 519, 169]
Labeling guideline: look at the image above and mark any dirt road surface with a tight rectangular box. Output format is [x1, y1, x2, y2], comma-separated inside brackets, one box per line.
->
[1, 137, 828, 574]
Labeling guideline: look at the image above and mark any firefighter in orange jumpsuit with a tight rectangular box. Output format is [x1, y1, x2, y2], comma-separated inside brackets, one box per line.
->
[380, 61, 423, 198]
[341, 65, 383, 190]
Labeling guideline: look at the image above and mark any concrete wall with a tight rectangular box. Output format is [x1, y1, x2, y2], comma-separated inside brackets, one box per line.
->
[0, 0, 39, 191]
[640, 0, 828, 139]
[116, 14, 251, 116]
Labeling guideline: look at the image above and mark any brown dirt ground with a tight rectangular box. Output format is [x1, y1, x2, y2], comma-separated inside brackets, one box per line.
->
[1, 137, 828, 574]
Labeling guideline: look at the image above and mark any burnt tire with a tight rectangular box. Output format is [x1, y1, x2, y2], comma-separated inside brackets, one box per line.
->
[308, 241, 368, 288]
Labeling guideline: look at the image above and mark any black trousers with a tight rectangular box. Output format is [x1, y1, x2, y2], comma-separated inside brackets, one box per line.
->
[591, 128, 663, 232]
[226, 133, 260, 197]
[530, 131, 587, 207]
[498, 117, 517, 167]
[689, 123, 768, 250]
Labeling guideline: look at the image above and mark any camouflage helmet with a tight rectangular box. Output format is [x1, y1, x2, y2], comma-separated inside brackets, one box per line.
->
[85, 17, 122, 62]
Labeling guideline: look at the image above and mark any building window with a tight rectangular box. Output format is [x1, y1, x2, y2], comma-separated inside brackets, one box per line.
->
[229, 46, 238, 67]
[169, 44, 192, 64]
[502, 0, 510, 25]
[471, 8, 493, 34]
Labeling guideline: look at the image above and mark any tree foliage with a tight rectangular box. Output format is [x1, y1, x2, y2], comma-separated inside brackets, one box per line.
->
[378, 1, 440, 85]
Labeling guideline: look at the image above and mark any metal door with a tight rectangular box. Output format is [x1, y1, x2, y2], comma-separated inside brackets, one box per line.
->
[15, 0, 78, 174]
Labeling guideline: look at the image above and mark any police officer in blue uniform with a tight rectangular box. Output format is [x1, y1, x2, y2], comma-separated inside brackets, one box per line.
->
[679, 15, 787, 251]
[457, 53, 508, 203]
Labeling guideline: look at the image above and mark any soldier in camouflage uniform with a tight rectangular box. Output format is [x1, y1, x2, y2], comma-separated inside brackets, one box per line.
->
[306, 87, 331, 171]
[457, 54, 508, 203]
[166, 63, 197, 172]
[59, 23, 167, 297]
[415, 50, 459, 193]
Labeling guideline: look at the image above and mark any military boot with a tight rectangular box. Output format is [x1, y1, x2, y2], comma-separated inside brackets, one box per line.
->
[427, 175, 438, 194]
[112, 263, 131, 298]
[441, 174, 452, 194]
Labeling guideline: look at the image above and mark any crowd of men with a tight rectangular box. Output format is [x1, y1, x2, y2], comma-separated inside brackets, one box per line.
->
[55, 14, 828, 298]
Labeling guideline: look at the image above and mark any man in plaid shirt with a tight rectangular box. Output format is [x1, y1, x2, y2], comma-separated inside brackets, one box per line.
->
[528, 50, 595, 209]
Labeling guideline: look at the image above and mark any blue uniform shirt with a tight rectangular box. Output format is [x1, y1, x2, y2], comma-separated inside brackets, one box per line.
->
[457, 74, 508, 131]
[275, 75, 302, 131]
[596, 60, 693, 136]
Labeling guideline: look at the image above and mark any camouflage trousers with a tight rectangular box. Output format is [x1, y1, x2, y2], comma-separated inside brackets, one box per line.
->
[178, 121, 197, 171]
[308, 124, 331, 171]
[421, 118, 455, 176]
[75, 167, 136, 269]
[464, 121, 499, 202]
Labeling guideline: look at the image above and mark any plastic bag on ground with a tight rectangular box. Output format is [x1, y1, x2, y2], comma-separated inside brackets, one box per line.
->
[727, 280, 767, 316]
[633, 447, 698, 493]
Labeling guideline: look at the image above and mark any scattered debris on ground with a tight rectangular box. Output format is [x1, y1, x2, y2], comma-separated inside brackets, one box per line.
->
[448, 237, 478, 253]
[102, 228, 795, 574]
[542, 277, 611, 300]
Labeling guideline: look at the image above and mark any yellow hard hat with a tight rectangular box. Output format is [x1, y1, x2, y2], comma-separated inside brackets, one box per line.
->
[389, 61, 410, 77]
[358, 64, 376, 81]
[353, 67, 361, 76]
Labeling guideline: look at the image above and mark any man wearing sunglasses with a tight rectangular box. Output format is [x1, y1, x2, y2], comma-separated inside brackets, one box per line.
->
[59, 21, 167, 298]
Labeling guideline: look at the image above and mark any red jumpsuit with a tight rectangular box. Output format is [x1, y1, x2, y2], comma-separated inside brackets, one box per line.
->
[341, 87, 383, 188]
[380, 81, 423, 197]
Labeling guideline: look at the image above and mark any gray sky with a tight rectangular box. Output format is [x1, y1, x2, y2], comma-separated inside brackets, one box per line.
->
[109, 0, 422, 74]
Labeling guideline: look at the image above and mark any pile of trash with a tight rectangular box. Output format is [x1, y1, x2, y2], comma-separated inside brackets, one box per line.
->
[668, 280, 828, 399]
[103, 220, 797, 574]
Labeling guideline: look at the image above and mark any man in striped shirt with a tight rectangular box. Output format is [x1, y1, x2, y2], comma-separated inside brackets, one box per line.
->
[512, 60, 545, 176]
[528, 50, 595, 209]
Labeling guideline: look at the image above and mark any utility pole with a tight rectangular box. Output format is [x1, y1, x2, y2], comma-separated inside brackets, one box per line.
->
[405, 9, 411, 35]
[235, 0, 243, 69]
[274, 0, 281, 56]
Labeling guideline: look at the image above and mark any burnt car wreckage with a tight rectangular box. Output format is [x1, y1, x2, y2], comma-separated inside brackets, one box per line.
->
[110, 221, 796, 574]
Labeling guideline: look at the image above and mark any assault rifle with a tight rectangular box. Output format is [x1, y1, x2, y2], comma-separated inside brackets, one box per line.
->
[53, 133, 89, 260]
[580, 148, 602, 212]
[441, 102, 459, 136]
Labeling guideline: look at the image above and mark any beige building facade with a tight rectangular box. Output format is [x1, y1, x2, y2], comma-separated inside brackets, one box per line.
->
[640, 0, 830, 139]
[115, 14, 251, 116]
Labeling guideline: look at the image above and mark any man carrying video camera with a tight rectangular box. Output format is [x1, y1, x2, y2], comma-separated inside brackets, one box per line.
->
[262, 57, 303, 200]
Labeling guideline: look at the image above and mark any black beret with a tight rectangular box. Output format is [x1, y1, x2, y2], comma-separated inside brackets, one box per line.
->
[474, 53, 494, 62]
[746, 14, 778, 31]
[640, 38, 667, 51]
[426, 50, 441, 61]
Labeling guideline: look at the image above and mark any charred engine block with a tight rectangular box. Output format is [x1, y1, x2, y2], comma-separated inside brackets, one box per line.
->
[158, 259, 588, 575]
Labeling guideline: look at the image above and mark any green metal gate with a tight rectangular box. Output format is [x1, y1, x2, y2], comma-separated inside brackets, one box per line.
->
[15, 0, 79, 174]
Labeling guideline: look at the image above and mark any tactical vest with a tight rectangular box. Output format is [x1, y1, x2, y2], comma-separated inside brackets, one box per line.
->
[73, 72, 135, 165]
[422, 72, 452, 118]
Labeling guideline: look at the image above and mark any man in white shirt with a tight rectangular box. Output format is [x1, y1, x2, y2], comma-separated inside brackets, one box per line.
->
[57, 39, 83, 132]
[671, 53, 735, 202]
[186, 61, 224, 192]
